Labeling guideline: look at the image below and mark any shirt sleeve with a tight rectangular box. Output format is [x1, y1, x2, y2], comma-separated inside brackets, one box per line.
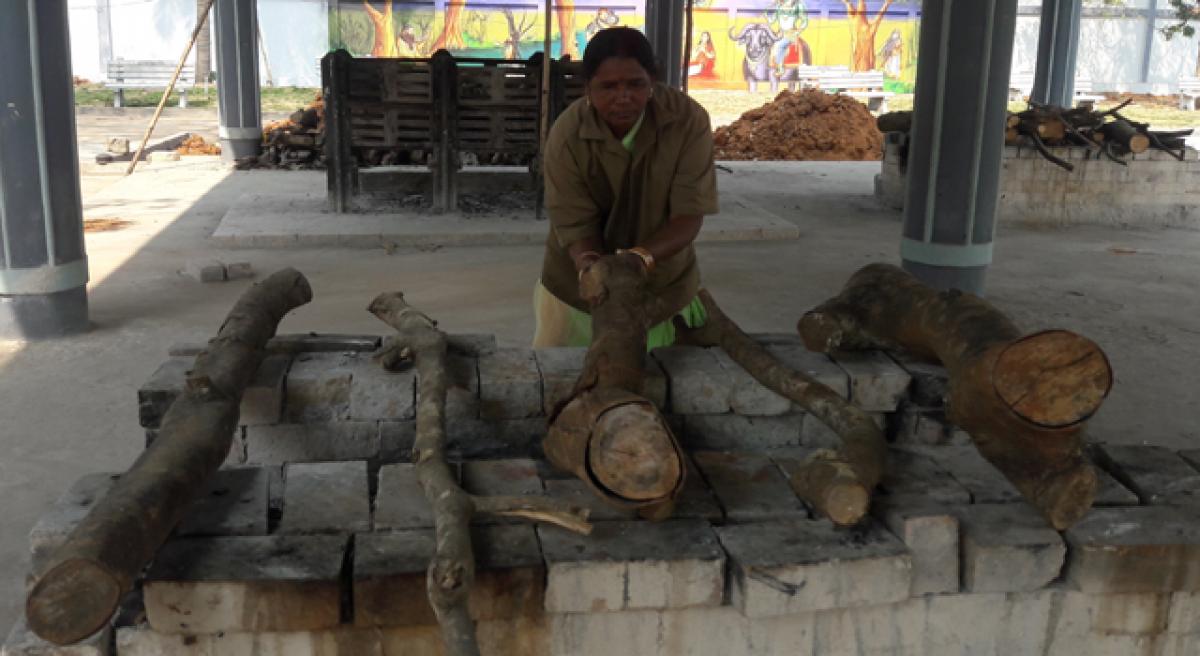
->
[669, 107, 720, 217]
[544, 126, 604, 249]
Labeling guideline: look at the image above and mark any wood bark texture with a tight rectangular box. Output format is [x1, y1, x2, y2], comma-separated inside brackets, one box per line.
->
[797, 263, 1112, 530]
[676, 290, 886, 526]
[26, 268, 313, 645]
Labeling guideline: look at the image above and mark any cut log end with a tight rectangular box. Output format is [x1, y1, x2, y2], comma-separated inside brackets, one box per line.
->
[27, 559, 122, 645]
[1040, 463, 1098, 530]
[588, 404, 682, 502]
[993, 330, 1113, 428]
[788, 455, 871, 527]
[821, 482, 870, 527]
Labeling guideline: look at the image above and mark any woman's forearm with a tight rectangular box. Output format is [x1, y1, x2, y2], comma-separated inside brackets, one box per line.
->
[640, 214, 704, 262]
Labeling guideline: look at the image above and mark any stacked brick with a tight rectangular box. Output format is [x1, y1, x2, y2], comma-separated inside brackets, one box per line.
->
[875, 140, 1200, 229]
[8, 333, 1200, 655]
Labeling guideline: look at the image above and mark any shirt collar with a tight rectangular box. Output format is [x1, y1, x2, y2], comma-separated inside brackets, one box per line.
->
[578, 83, 677, 142]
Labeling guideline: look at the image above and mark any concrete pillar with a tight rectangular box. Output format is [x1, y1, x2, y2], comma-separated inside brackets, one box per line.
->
[214, 0, 261, 160]
[901, 0, 1018, 295]
[1031, 0, 1081, 107]
[645, 0, 686, 89]
[0, 0, 90, 338]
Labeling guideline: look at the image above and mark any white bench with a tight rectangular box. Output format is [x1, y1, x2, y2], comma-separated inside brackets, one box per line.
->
[105, 59, 195, 108]
[1008, 71, 1101, 106]
[1179, 76, 1200, 110]
[817, 71, 893, 112]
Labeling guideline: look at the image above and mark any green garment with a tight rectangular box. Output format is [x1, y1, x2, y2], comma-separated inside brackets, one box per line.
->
[620, 112, 646, 152]
[563, 295, 708, 351]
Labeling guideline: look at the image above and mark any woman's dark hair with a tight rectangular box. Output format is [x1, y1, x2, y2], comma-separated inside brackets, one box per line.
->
[583, 27, 658, 80]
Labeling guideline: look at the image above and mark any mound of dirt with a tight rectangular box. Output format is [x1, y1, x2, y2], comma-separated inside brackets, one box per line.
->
[177, 135, 221, 156]
[713, 90, 883, 161]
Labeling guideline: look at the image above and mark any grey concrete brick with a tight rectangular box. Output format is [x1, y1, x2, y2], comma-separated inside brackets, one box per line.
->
[224, 261, 254, 280]
[905, 445, 1022, 503]
[238, 354, 290, 426]
[267, 333, 381, 354]
[445, 352, 481, 419]
[2, 613, 111, 656]
[642, 357, 669, 410]
[142, 534, 348, 634]
[1093, 462, 1141, 506]
[185, 260, 226, 283]
[716, 518, 911, 617]
[829, 351, 912, 412]
[446, 333, 498, 356]
[29, 472, 121, 572]
[763, 345, 850, 401]
[278, 461, 371, 534]
[114, 627, 380, 656]
[539, 519, 725, 613]
[893, 405, 970, 447]
[244, 421, 380, 464]
[874, 502, 960, 596]
[374, 463, 434, 530]
[747, 332, 806, 347]
[692, 451, 807, 522]
[534, 347, 586, 416]
[176, 467, 270, 537]
[544, 478, 639, 521]
[652, 346, 732, 414]
[137, 357, 192, 428]
[1064, 506, 1200, 593]
[712, 350, 792, 416]
[799, 411, 886, 449]
[956, 503, 1066, 593]
[478, 348, 543, 419]
[877, 447, 972, 506]
[681, 414, 803, 451]
[166, 342, 206, 357]
[890, 353, 949, 406]
[461, 458, 543, 497]
[1055, 591, 1172, 635]
[674, 454, 725, 522]
[1168, 591, 1200, 634]
[1092, 444, 1200, 505]
[147, 428, 244, 468]
[378, 420, 415, 463]
[443, 417, 546, 460]
[284, 352, 355, 422]
[354, 525, 543, 627]
[347, 355, 416, 421]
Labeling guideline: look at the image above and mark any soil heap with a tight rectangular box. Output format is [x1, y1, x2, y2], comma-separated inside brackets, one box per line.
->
[713, 90, 883, 161]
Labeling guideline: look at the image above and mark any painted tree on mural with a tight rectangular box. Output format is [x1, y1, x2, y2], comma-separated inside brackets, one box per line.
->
[840, 0, 896, 72]
[362, 0, 399, 57]
[559, 0, 579, 59]
[430, 1, 469, 51]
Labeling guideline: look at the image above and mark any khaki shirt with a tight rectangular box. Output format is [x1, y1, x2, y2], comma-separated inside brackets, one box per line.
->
[540, 83, 720, 322]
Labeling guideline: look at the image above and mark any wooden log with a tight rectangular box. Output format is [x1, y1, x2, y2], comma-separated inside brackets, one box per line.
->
[1005, 127, 1020, 145]
[545, 254, 685, 519]
[26, 269, 313, 645]
[1006, 113, 1020, 130]
[797, 263, 1112, 530]
[676, 290, 886, 526]
[876, 110, 912, 134]
[1101, 118, 1150, 154]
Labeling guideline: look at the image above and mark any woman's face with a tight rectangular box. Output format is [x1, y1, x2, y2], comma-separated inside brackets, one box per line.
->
[587, 56, 653, 134]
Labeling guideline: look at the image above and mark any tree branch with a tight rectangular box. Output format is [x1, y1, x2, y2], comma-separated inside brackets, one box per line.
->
[872, 0, 896, 32]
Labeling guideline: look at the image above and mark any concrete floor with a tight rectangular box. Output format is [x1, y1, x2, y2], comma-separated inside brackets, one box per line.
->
[2, 113, 1200, 633]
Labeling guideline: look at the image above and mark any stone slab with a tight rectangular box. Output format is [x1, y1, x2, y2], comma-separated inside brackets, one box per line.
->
[1064, 506, 1200, 593]
[829, 351, 911, 412]
[478, 348, 543, 420]
[716, 518, 912, 617]
[539, 519, 726, 613]
[712, 349, 792, 416]
[278, 461, 371, 534]
[243, 421, 380, 465]
[904, 445, 1022, 503]
[877, 447, 972, 506]
[137, 357, 192, 428]
[176, 467, 270, 537]
[239, 354, 290, 426]
[29, 472, 121, 572]
[1, 614, 111, 656]
[142, 535, 348, 634]
[283, 352, 354, 423]
[681, 414, 804, 451]
[874, 502, 960, 596]
[374, 462, 434, 530]
[353, 525, 544, 627]
[347, 356, 416, 421]
[956, 503, 1066, 593]
[652, 346, 731, 415]
[1093, 444, 1200, 505]
[378, 420, 416, 462]
[692, 451, 808, 522]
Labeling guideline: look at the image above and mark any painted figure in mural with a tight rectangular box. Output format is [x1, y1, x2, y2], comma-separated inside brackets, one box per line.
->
[586, 8, 620, 41]
[728, 22, 780, 92]
[767, 0, 808, 79]
[535, 27, 718, 351]
[775, 37, 814, 91]
[688, 31, 717, 79]
[395, 24, 427, 57]
[876, 28, 903, 77]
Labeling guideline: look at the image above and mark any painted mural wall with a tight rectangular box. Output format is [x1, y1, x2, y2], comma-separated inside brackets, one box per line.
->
[328, 1, 920, 92]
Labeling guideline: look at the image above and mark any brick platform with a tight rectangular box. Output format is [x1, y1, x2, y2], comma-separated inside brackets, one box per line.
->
[7, 333, 1200, 655]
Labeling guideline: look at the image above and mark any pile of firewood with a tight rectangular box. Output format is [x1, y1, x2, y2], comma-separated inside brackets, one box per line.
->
[877, 100, 1193, 172]
[257, 94, 325, 169]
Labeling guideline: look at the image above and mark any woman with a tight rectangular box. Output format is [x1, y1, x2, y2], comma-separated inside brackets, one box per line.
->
[533, 27, 720, 349]
[688, 31, 718, 79]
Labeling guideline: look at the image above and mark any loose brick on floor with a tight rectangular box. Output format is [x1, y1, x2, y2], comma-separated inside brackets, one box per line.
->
[876, 447, 972, 506]
[2, 614, 111, 656]
[278, 461, 370, 534]
[539, 519, 726, 613]
[956, 503, 1066, 593]
[347, 355, 416, 421]
[762, 345, 850, 401]
[142, 534, 348, 634]
[354, 524, 544, 627]
[652, 346, 732, 414]
[692, 451, 808, 522]
[239, 354, 290, 426]
[828, 351, 912, 412]
[29, 472, 121, 572]
[904, 445, 1022, 503]
[716, 518, 912, 617]
[176, 467, 270, 537]
[1064, 506, 1200, 593]
[478, 348, 543, 420]
[283, 352, 355, 422]
[873, 502, 960, 596]
[681, 414, 803, 451]
[1092, 444, 1200, 505]
[890, 353, 949, 407]
[374, 463, 434, 530]
[137, 356, 192, 428]
[244, 421, 380, 465]
[712, 349, 792, 416]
